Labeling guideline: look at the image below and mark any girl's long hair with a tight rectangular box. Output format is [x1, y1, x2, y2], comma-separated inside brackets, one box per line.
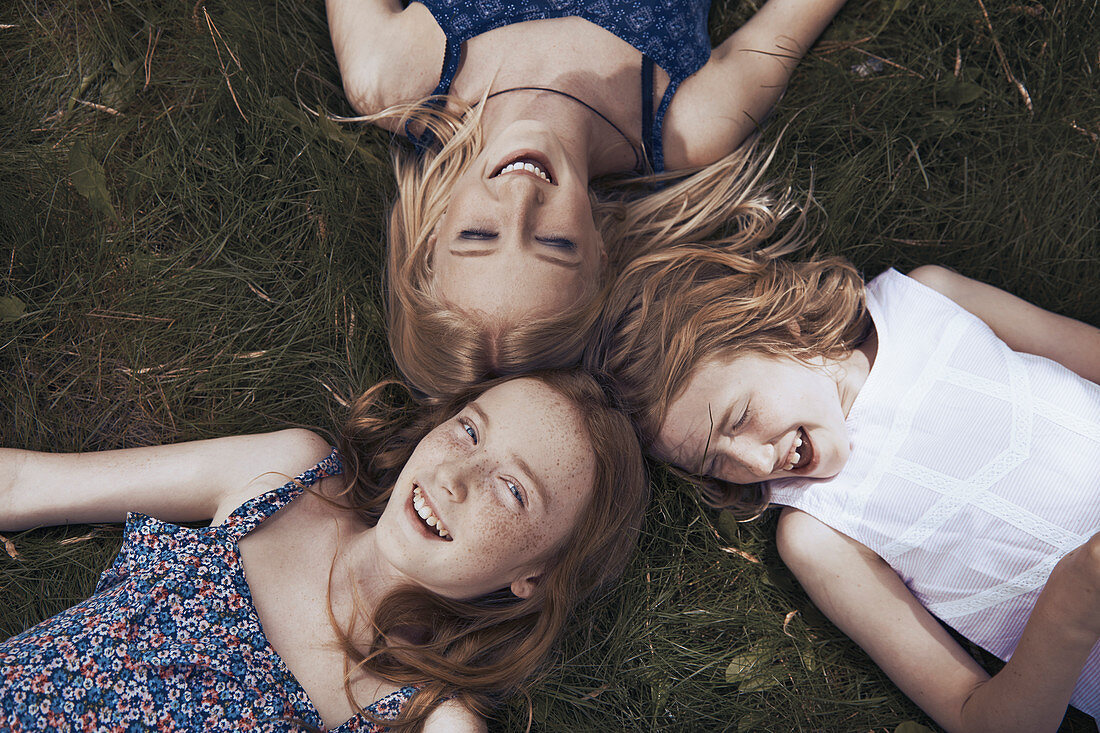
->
[370, 97, 803, 398]
[332, 369, 648, 730]
[586, 245, 869, 515]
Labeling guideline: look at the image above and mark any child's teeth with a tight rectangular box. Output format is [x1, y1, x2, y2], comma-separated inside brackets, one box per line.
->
[795, 436, 802, 447]
[417, 505, 431, 520]
[427, 516, 437, 527]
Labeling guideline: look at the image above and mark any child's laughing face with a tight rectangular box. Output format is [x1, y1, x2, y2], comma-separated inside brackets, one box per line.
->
[655, 351, 860, 486]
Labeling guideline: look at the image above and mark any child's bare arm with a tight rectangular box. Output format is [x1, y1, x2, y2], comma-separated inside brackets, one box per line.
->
[908, 265, 1100, 383]
[325, 0, 443, 115]
[778, 508, 1099, 733]
[0, 429, 331, 531]
[667, 0, 848, 166]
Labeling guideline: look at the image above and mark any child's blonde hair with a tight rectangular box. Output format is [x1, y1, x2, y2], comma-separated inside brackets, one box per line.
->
[587, 245, 870, 514]
[378, 97, 803, 397]
[334, 368, 648, 730]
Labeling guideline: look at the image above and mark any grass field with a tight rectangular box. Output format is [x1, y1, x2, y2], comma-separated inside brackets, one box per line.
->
[1, 0, 1097, 730]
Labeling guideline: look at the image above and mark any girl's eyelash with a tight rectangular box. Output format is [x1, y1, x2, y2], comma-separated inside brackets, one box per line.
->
[504, 478, 525, 507]
[460, 418, 478, 445]
[731, 407, 750, 431]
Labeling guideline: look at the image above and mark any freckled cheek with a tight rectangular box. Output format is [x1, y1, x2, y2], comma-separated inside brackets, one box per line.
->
[450, 512, 553, 579]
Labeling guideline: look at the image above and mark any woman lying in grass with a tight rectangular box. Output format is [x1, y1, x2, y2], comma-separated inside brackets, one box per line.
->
[324, 0, 848, 396]
[590, 245, 1100, 731]
[0, 370, 646, 732]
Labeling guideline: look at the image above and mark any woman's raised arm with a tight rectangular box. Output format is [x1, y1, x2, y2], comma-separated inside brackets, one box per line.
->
[668, 0, 849, 166]
[0, 429, 331, 531]
[325, 0, 444, 116]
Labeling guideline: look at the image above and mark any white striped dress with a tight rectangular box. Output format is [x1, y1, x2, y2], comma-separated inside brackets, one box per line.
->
[768, 269, 1100, 720]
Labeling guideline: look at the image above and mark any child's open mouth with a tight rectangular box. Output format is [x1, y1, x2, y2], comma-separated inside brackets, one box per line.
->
[787, 428, 814, 471]
[411, 486, 452, 541]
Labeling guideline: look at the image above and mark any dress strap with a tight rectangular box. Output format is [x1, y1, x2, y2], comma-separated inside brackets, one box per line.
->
[220, 448, 344, 541]
[640, 56, 656, 173]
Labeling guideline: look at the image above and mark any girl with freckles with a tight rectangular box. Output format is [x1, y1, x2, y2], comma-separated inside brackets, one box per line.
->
[0, 370, 647, 732]
[324, 0, 850, 397]
[589, 243, 1100, 732]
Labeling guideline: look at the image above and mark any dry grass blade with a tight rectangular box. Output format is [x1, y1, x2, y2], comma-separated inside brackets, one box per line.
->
[976, 0, 1034, 113]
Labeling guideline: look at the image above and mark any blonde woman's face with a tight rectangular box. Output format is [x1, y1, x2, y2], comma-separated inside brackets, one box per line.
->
[431, 125, 605, 321]
[376, 377, 597, 600]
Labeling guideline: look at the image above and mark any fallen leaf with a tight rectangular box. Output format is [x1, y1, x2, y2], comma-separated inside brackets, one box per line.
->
[69, 140, 119, 223]
[0, 533, 19, 560]
[0, 295, 26, 321]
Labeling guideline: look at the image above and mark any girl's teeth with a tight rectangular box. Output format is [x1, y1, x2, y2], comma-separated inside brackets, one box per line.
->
[412, 486, 450, 538]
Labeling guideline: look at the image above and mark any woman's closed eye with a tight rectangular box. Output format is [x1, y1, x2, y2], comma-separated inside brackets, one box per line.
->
[459, 228, 497, 240]
[535, 236, 578, 250]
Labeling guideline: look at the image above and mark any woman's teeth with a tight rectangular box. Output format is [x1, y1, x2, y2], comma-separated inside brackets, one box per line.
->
[497, 160, 551, 183]
[412, 486, 451, 540]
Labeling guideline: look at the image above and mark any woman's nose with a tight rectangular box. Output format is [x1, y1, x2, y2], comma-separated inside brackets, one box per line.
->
[494, 174, 546, 207]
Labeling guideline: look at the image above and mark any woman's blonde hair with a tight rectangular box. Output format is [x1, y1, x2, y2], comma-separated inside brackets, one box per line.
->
[586, 245, 869, 515]
[333, 368, 648, 730]
[375, 97, 803, 397]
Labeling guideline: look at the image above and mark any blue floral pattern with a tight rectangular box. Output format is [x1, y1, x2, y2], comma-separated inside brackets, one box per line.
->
[0, 449, 418, 731]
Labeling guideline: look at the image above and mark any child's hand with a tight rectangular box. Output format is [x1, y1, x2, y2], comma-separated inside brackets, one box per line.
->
[1042, 532, 1100, 643]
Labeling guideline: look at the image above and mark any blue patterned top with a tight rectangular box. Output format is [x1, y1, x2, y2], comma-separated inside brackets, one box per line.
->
[416, 0, 713, 171]
[0, 450, 418, 731]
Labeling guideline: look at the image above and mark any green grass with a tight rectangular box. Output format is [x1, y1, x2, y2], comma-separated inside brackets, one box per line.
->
[1, 0, 1097, 731]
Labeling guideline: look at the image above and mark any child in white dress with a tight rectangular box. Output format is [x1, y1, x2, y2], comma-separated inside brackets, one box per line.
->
[589, 244, 1100, 732]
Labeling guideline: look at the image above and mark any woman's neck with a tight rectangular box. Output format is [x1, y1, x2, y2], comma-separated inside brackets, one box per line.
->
[479, 89, 637, 177]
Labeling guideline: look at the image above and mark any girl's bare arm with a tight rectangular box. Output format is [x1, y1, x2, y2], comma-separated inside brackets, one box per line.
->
[667, 0, 849, 166]
[909, 265, 1100, 383]
[325, 0, 443, 115]
[0, 429, 332, 531]
[778, 508, 1099, 733]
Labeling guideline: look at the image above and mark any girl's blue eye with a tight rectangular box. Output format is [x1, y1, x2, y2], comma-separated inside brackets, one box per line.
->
[461, 420, 478, 444]
[505, 479, 525, 507]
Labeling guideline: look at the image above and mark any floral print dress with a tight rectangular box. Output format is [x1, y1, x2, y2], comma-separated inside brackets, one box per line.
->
[0, 449, 417, 731]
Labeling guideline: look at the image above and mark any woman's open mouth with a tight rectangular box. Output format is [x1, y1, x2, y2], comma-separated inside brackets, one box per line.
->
[492, 151, 555, 184]
[410, 486, 452, 541]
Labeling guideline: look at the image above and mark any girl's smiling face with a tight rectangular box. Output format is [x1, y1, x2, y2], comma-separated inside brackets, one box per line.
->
[376, 377, 596, 600]
[655, 352, 861, 486]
